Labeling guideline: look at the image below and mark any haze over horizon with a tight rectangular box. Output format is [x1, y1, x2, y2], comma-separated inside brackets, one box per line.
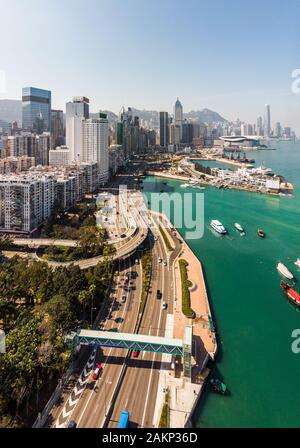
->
[1, 0, 300, 132]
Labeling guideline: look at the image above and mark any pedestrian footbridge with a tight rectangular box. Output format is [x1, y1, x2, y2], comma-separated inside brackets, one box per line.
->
[67, 327, 193, 378]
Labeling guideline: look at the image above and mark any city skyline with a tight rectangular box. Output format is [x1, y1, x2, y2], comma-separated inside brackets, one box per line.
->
[0, 0, 299, 132]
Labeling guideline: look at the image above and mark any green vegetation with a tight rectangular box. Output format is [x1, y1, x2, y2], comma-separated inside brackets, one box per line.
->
[179, 259, 195, 319]
[140, 248, 152, 314]
[41, 201, 97, 240]
[159, 391, 169, 428]
[159, 225, 173, 252]
[0, 255, 113, 427]
[0, 234, 13, 251]
[43, 226, 114, 262]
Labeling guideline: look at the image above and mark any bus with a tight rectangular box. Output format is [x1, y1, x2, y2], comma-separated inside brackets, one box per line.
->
[117, 410, 129, 428]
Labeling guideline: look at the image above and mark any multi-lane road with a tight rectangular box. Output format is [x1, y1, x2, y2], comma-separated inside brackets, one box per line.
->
[46, 173, 183, 428]
[48, 256, 141, 428]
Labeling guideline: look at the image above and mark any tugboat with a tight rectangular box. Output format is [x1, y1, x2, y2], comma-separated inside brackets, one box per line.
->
[210, 378, 227, 395]
[280, 281, 300, 308]
[257, 228, 265, 238]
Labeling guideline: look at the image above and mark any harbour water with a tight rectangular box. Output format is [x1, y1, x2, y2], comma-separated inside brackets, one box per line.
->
[143, 141, 300, 428]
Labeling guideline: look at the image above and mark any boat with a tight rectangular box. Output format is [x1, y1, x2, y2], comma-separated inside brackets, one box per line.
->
[180, 183, 189, 188]
[234, 223, 244, 233]
[280, 281, 300, 307]
[294, 258, 300, 269]
[210, 378, 227, 395]
[277, 262, 294, 280]
[210, 220, 227, 235]
[257, 228, 265, 238]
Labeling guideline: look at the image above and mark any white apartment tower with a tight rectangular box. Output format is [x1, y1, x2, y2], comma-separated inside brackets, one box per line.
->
[66, 97, 89, 163]
[82, 117, 109, 185]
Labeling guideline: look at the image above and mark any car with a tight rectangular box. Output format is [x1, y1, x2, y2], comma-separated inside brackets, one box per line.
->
[156, 289, 161, 300]
[154, 236, 158, 242]
[163, 261, 167, 266]
[92, 363, 103, 380]
[158, 257, 162, 263]
[67, 420, 77, 428]
[132, 350, 140, 358]
[161, 301, 168, 310]
[121, 295, 127, 303]
[135, 259, 139, 265]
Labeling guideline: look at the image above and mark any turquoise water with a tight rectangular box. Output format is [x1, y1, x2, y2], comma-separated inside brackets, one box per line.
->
[143, 141, 300, 428]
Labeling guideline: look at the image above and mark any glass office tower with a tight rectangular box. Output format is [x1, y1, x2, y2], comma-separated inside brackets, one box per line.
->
[22, 87, 52, 133]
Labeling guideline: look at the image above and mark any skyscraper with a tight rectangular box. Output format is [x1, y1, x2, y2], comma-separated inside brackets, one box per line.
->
[51, 110, 64, 148]
[66, 97, 89, 163]
[22, 87, 52, 133]
[159, 112, 169, 147]
[82, 115, 109, 185]
[264, 104, 271, 138]
[174, 98, 183, 140]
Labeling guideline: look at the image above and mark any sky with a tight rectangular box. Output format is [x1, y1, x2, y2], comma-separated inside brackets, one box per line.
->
[0, 0, 300, 131]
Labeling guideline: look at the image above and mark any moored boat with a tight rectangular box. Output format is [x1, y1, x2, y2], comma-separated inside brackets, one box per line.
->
[234, 223, 244, 233]
[277, 262, 294, 280]
[210, 378, 227, 395]
[257, 228, 265, 238]
[210, 220, 227, 235]
[280, 281, 300, 307]
[294, 258, 300, 269]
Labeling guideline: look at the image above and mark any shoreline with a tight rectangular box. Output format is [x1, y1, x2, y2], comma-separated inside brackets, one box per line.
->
[146, 170, 290, 197]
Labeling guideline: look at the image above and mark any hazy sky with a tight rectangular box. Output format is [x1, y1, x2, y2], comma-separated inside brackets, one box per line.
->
[1, 0, 300, 131]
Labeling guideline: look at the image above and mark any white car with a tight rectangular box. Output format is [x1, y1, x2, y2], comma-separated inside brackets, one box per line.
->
[158, 257, 162, 263]
[163, 261, 167, 266]
[154, 236, 158, 242]
[161, 301, 168, 310]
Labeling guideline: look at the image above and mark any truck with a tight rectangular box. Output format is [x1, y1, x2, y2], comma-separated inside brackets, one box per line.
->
[117, 410, 129, 428]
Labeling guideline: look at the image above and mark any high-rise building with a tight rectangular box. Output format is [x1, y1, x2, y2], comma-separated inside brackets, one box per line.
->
[264, 104, 271, 138]
[174, 98, 183, 140]
[49, 146, 71, 166]
[66, 96, 89, 163]
[51, 110, 64, 148]
[275, 122, 281, 138]
[0, 174, 55, 233]
[82, 116, 109, 185]
[22, 87, 51, 133]
[159, 112, 169, 147]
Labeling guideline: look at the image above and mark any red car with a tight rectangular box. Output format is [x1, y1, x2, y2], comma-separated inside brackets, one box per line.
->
[92, 363, 103, 380]
[132, 350, 140, 358]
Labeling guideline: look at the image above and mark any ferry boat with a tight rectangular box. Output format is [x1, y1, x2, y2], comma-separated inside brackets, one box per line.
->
[294, 258, 300, 269]
[280, 281, 300, 307]
[210, 220, 227, 235]
[234, 223, 244, 234]
[277, 262, 294, 280]
[210, 378, 227, 395]
[257, 228, 265, 238]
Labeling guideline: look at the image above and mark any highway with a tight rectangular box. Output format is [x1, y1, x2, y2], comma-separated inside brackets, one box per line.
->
[45, 172, 183, 428]
[47, 256, 142, 428]
[106, 221, 182, 428]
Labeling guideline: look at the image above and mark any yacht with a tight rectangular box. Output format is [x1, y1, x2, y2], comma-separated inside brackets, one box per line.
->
[234, 223, 244, 233]
[277, 262, 294, 280]
[210, 220, 227, 235]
